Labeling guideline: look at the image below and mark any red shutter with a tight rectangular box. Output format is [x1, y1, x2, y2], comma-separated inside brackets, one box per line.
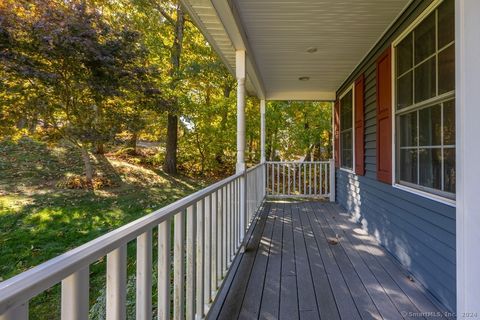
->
[354, 74, 365, 176]
[376, 47, 392, 184]
[334, 99, 340, 168]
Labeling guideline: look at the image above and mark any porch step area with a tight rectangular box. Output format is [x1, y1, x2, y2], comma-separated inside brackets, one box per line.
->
[208, 200, 451, 320]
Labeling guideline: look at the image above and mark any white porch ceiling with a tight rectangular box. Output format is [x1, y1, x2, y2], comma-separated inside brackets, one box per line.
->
[181, 0, 411, 100]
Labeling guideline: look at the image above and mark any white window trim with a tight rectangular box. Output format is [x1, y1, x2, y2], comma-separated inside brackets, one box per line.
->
[391, 0, 456, 205]
[393, 183, 456, 207]
[339, 83, 355, 173]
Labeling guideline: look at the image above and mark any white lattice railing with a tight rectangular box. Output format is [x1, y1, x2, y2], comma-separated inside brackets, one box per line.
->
[0, 163, 266, 320]
[266, 160, 335, 200]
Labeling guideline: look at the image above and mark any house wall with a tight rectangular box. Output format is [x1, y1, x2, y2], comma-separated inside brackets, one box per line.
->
[335, 0, 456, 311]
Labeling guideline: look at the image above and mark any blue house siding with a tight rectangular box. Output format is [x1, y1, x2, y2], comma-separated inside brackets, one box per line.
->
[335, 0, 456, 312]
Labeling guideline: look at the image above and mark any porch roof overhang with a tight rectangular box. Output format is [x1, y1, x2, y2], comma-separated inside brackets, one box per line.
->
[180, 0, 411, 101]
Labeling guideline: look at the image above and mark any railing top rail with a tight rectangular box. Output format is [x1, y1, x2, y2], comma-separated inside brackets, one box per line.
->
[266, 160, 331, 164]
[0, 167, 256, 314]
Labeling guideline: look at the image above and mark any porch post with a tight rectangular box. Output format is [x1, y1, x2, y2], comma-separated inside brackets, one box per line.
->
[456, 0, 480, 315]
[260, 99, 266, 198]
[236, 50, 247, 242]
[260, 99, 266, 163]
[236, 50, 246, 173]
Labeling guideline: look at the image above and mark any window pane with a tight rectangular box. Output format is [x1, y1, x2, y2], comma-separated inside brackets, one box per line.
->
[414, 57, 436, 103]
[419, 105, 441, 146]
[438, 0, 454, 49]
[444, 148, 456, 193]
[419, 148, 442, 189]
[399, 112, 417, 147]
[341, 130, 353, 169]
[397, 71, 413, 109]
[400, 149, 418, 184]
[438, 44, 455, 94]
[414, 13, 436, 63]
[397, 34, 413, 75]
[340, 90, 353, 130]
[443, 100, 455, 145]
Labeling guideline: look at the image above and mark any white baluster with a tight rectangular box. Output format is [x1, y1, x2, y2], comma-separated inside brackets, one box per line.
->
[216, 190, 223, 284]
[211, 192, 217, 295]
[158, 219, 171, 320]
[196, 200, 205, 319]
[304, 163, 307, 196]
[320, 163, 324, 195]
[136, 230, 152, 320]
[298, 163, 301, 194]
[293, 163, 296, 194]
[329, 159, 335, 202]
[174, 212, 185, 319]
[186, 206, 196, 320]
[222, 186, 228, 276]
[61, 267, 89, 320]
[0, 302, 28, 320]
[271, 163, 275, 195]
[288, 164, 291, 195]
[107, 246, 127, 320]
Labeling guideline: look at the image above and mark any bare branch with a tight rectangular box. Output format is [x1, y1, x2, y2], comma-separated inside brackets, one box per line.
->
[149, 0, 175, 26]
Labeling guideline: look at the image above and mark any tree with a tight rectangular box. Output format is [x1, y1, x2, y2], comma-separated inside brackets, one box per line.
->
[266, 101, 332, 161]
[160, 1, 185, 174]
[1, 0, 164, 185]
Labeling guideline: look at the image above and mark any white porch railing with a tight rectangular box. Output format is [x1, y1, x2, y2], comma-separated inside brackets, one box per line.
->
[0, 163, 265, 320]
[266, 160, 335, 201]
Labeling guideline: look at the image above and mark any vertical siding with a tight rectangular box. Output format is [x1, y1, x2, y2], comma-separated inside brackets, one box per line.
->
[335, 0, 456, 312]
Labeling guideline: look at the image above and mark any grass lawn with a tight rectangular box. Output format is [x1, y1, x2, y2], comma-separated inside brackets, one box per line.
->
[0, 137, 206, 319]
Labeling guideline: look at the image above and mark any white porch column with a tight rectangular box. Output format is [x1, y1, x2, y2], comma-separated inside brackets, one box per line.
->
[456, 0, 480, 316]
[236, 50, 247, 243]
[260, 99, 266, 199]
[260, 99, 266, 163]
[236, 50, 246, 173]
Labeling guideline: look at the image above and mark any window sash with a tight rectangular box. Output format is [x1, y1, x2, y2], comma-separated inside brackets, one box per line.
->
[394, 0, 455, 199]
[339, 88, 354, 170]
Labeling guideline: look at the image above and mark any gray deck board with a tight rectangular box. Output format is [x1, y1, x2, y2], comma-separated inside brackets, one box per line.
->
[238, 202, 276, 320]
[291, 202, 320, 320]
[210, 200, 450, 320]
[298, 201, 340, 320]
[279, 202, 299, 320]
[259, 202, 284, 320]
[320, 202, 423, 320]
[216, 203, 270, 320]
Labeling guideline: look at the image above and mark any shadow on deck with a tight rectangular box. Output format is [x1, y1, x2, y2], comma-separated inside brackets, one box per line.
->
[208, 200, 450, 320]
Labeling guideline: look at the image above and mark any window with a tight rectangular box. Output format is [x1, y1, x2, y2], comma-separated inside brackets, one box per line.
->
[340, 88, 354, 170]
[394, 0, 455, 199]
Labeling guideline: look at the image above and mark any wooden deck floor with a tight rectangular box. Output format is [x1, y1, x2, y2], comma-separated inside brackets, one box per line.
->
[208, 200, 451, 320]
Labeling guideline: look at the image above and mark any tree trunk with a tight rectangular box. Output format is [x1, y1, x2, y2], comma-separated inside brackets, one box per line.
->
[215, 82, 233, 165]
[95, 142, 105, 155]
[28, 112, 38, 134]
[81, 147, 94, 186]
[269, 132, 276, 161]
[163, 3, 185, 174]
[163, 114, 178, 174]
[129, 132, 138, 154]
[16, 118, 27, 129]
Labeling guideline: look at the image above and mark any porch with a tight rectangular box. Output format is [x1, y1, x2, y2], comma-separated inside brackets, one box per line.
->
[2, 0, 480, 317]
[210, 200, 450, 320]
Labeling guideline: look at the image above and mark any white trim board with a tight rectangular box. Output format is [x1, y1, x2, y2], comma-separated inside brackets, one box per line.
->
[456, 0, 480, 315]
